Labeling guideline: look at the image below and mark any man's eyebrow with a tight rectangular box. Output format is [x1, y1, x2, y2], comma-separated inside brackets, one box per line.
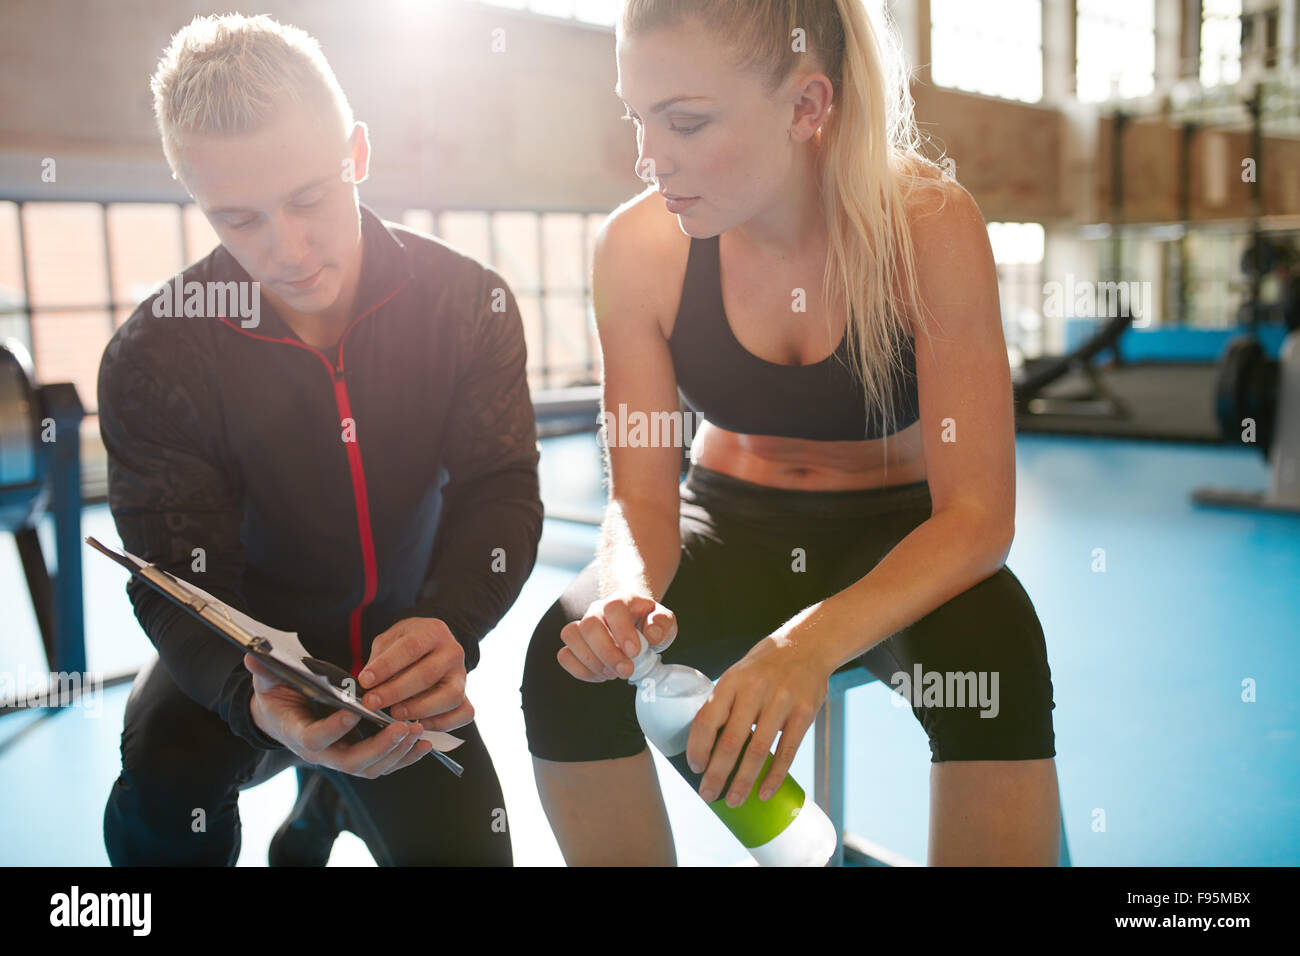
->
[613, 85, 713, 112]
[207, 175, 334, 216]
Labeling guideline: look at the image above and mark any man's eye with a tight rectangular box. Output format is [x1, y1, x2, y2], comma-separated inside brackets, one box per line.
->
[228, 218, 257, 230]
[293, 197, 322, 209]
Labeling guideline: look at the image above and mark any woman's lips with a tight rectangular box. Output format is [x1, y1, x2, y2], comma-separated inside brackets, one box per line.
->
[664, 195, 700, 213]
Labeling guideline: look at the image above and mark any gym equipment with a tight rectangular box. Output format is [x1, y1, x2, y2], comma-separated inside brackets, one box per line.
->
[0, 338, 87, 709]
[1013, 108, 1135, 420]
[1192, 328, 1300, 513]
[1012, 310, 1134, 417]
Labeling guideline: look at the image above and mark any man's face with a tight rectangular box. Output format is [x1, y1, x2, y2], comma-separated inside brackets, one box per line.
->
[176, 103, 368, 316]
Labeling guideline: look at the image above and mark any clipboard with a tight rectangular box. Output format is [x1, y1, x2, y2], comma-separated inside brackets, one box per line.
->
[87, 535, 464, 776]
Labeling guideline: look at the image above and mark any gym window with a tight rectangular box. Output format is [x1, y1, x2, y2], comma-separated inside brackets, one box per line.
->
[930, 0, 1043, 103]
[1200, 0, 1243, 87]
[0, 200, 606, 423]
[402, 208, 604, 391]
[987, 221, 1046, 361]
[1075, 0, 1157, 103]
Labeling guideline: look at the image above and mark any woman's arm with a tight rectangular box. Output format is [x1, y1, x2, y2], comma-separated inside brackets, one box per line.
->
[792, 181, 1016, 672]
[590, 201, 686, 605]
[553, 198, 686, 682]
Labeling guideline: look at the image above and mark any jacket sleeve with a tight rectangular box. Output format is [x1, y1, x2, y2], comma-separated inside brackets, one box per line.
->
[394, 267, 544, 671]
[97, 327, 285, 751]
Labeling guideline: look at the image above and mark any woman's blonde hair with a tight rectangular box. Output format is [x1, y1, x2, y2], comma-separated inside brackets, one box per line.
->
[150, 13, 355, 177]
[619, 0, 950, 446]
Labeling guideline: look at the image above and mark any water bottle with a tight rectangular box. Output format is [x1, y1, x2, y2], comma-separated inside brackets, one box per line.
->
[626, 629, 837, 866]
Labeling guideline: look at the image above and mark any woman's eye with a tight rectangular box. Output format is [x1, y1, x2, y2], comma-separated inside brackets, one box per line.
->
[229, 218, 256, 230]
[620, 112, 702, 136]
[293, 197, 321, 209]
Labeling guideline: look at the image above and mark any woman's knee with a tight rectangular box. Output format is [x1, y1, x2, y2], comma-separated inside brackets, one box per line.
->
[885, 566, 1056, 763]
[519, 591, 647, 763]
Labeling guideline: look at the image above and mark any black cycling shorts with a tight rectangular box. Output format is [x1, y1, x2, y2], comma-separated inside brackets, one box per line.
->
[521, 462, 1056, 765]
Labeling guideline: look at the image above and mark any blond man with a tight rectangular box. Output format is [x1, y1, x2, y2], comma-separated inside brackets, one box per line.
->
[99, 14, 541, 865]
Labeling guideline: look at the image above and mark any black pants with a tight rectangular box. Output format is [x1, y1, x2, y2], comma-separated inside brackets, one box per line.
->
[521, 463, 1056, 764]
[104, 654, 512, 865]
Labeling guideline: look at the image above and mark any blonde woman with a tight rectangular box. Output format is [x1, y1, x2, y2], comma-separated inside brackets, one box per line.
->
[521, 0, 1060, 865]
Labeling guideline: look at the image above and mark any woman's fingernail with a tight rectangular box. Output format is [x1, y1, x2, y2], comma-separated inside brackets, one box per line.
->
[759, 788, 772, 801]
[645, 625, 659, 640]
[617, 661, 632, 677]
[700, 788, 717, 802]
[360, 670, 374, 685]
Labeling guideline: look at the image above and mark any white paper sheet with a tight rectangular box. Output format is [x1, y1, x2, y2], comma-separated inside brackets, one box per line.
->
[118, 547, 464, 753]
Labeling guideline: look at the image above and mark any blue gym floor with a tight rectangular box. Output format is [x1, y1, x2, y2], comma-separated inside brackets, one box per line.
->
[2, 431, 1297, 866]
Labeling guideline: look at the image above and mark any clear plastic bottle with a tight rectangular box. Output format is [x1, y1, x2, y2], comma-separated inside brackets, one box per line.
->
[626, 629, 838, 866]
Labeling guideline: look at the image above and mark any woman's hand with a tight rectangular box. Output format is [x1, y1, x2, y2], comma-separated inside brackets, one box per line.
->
[558, 592, 678, 682]
[685, 630, 831, 807]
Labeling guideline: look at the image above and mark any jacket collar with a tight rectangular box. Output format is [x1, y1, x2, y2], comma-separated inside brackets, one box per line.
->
[211, 203, 415, 342]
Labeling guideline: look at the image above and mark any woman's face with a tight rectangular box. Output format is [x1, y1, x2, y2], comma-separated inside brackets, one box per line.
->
[615, 19, 827, 238]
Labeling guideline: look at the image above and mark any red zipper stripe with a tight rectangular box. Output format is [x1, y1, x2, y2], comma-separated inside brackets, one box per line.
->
[332, 375, 378, 677]
[218, 278, 408, 677]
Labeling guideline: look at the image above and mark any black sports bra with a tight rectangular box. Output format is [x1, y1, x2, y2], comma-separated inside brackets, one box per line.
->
[667, 234, 920, 441]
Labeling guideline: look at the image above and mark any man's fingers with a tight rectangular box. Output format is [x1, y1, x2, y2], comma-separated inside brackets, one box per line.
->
[358, 622, 444, 693]
[244, 653, 284, 694]
[362, 648, 457, 712]
[298, 707, 364, 752]
[391, 678, 467, 721]
[417, 697, 475, 733]
[384, 738, 435, 774]
[314, 719, 421, 776]
[350, 722, 424, 777]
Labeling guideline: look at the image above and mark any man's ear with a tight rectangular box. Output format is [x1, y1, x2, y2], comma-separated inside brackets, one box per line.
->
[346, 120, 371, 185]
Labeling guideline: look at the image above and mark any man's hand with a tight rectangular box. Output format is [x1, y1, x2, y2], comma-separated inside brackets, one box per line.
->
[357, 617, 474, 733]
[245, 654, 432, 778]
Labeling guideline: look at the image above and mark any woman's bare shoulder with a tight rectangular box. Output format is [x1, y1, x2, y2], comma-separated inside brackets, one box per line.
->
[592, 186, 693, 339]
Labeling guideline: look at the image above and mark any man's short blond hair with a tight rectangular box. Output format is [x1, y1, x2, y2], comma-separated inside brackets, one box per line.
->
[151, 13, 355, 176]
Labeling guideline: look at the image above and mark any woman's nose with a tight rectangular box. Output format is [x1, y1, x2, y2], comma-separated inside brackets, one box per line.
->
[634, 128, 663, 183]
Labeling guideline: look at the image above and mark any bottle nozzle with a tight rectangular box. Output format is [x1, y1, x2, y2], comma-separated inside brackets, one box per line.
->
[626, 628, 659, 684]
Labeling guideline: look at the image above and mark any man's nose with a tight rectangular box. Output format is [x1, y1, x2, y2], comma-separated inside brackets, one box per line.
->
[266, 210, 312, 266]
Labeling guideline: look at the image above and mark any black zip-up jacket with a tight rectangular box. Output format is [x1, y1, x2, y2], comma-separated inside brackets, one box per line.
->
[97, 204, 543, 751]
